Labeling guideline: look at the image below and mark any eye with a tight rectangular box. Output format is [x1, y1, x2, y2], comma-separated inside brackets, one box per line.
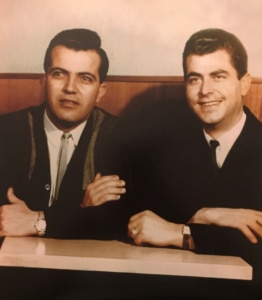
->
[213, 73, 227, 81]
[187, 76, 201, 85]
[50, 69, 64, 78]
[80, 74, 93, 83]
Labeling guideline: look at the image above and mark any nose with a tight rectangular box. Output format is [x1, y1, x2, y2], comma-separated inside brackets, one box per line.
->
[63, 75, 77, 94]
[199, 78, 213, 96]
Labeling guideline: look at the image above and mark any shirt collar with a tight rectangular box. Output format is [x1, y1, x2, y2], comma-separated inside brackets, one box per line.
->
[44, 110, 87, 147]
[204, 112, 246, 150]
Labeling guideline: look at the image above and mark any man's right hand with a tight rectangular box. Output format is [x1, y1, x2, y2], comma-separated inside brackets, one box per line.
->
[189, 207, 262, 243]
[80, 173, 126, 207]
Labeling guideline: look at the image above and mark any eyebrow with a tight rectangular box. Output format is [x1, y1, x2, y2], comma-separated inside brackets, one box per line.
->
[210, 69, 229, 76]
[185, 72, 201, 80]
[48, 67, 66, 73]
[186, 72, 201, 78]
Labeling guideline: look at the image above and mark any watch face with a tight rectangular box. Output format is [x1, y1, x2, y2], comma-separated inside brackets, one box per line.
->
[36, 220, 46, 231]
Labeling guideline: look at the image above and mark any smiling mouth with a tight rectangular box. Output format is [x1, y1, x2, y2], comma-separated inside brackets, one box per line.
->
[199, 100, 221, 106]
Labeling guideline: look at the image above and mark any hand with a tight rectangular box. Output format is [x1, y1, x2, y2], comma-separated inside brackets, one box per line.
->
[0, 187, 38, 237]
[80, 173, 126, 207]
[128, 210, 184, 247]
[189, 207, 262, 243]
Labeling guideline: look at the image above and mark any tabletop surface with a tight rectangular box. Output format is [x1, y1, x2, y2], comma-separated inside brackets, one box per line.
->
[0, 236, 252, 280]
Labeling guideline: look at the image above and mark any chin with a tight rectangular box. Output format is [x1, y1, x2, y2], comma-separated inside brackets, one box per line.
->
[199, 112, 223, 124]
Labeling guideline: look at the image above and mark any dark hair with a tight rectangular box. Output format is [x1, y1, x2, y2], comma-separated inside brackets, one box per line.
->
[43, 28, 109, 83]
[182, 28, 248, 79]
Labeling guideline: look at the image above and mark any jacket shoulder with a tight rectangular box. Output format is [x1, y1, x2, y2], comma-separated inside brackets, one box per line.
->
[93, 107, 118, 133]
[244, 106, 262, 137]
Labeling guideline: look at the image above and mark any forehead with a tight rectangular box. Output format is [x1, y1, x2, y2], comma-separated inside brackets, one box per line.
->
[50, 45, 101, 73]
[186, 49, 235, 74]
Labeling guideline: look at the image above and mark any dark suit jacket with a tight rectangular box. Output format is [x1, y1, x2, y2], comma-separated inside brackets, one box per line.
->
[115, 98, 262, 282]
[0, 104, 128, 239]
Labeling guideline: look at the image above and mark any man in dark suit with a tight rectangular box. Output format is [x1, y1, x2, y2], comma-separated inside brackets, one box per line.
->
[125, 29, 262, 283]
[0, 28, 126, 239]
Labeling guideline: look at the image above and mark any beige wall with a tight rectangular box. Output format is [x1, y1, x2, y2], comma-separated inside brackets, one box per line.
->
[1, 0, 262, 76]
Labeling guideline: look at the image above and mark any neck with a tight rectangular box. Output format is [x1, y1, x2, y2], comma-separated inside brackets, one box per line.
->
[203, 112, 245, 140]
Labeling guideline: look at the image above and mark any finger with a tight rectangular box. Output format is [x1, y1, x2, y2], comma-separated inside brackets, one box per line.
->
[128, 221, 142, 238]
[89, 176, 124, 190]
[96, 175, 120, 183]
[129, 229, 139, 240]
[133, 233, 145, 246]
[82, 189, 125, 207]
[129, 214, 140, 223]
[129, 211, 147, 223]
[100, 181, 126, 191]
[91, 185, 126, 202]
[99, 186, 126, 196]
[7, 187, 22, 204]
[256, 217, 262, 227]
[94, 173, 102, 180]
[251, 221, 262, 238]
[92, 193, 123, 206]
[128, 222, 135, 234]
[90, 181, 126, 197]
[239, 225, 258, 243]
[85, 178, 124, 197]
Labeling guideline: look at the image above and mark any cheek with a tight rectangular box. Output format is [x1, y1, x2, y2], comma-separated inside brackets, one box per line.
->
[80, 93, 99, 113]
[81, 88, 100, 103]
[186, 88, 198, 104]
[46, 82, 61, 98]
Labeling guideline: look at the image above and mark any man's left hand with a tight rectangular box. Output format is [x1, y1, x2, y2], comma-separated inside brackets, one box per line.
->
[189, 207, 262, 243]
[81, 173, 126, 207]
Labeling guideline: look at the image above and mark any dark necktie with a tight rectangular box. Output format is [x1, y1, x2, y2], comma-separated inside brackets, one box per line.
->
[55, 132, 72, 200]
[210, 139, 220, 170]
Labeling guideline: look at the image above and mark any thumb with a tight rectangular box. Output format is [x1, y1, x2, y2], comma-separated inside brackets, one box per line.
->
[7, 187, 22, 204]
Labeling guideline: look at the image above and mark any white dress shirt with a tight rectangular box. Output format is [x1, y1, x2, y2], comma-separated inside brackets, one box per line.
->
[204, 112, 246, 168]
[44, 111, 87, 206]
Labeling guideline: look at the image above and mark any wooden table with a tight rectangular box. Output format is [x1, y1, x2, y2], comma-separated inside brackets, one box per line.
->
[0, 236, 252, 280]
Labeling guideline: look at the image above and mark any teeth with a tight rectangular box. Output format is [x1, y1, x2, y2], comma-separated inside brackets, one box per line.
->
[201, 101, 219, 106]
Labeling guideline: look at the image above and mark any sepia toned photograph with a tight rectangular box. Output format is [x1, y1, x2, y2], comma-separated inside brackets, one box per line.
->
[0, 1, 262, 299]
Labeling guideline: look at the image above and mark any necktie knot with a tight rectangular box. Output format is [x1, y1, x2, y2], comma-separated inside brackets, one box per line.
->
[61, 132, 72, 141]
[210, 139, 219, 150]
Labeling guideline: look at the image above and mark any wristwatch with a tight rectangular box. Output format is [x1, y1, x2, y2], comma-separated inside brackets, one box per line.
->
[182, 225, 191, 249]
[34, 211, 46, 236]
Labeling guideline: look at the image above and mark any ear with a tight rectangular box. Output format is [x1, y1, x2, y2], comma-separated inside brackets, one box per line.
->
[240, 73, 251, 97]
[40, 75, 47, 102]
[96, 83, 107, 104]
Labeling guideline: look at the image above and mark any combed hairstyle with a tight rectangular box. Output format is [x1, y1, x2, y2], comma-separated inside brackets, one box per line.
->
[182, 28, 248, 80]
[43, 28, 109, 83]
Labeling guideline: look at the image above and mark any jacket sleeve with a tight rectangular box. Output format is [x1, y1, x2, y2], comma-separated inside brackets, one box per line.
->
[189, 223, 262, 280]
[43, 198, 129, 241]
